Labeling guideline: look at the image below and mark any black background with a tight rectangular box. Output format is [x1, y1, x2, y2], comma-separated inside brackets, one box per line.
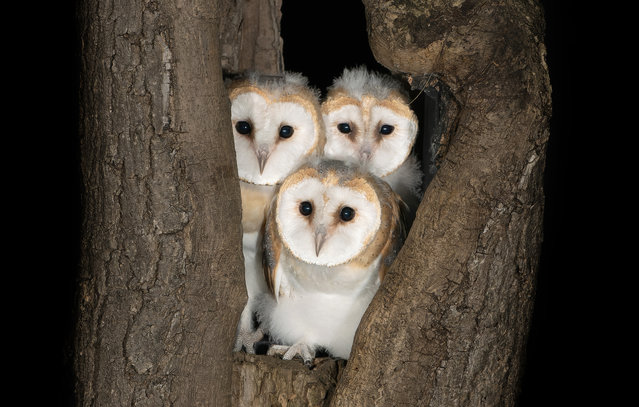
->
[49, 1, 581, 405]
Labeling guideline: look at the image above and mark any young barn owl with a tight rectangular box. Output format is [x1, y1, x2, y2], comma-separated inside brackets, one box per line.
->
[321, 66, 423, 223]
[256, 159, 406, 364]
[228, 72, 325, 353]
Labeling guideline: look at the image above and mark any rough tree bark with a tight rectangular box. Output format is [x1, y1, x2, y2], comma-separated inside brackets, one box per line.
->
[74, 0, 245, 405]
[329, 1, 552, 405]
[75, 0, 550, 405]
[219, 0, 284, 75]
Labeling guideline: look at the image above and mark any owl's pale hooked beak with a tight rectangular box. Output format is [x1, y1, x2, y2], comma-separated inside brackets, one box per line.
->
[359, 146, 372, 163]
[314, 228, 327, 257]
[256, 148, 270, 174]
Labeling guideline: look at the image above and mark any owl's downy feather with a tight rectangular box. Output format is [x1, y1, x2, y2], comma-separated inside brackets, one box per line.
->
[258, 159, 406, 362]
[328, 66, 408, 101]
[243, 71, 317, 99]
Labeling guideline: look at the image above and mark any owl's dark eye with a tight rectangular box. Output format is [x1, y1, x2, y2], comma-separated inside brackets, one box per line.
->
[235, 121, 252, 135]
[337, 123, 352, 134]
[279, 125, 294, 139]
[379, 124, 395, 135]
[299, 201, 313, 216]
[339, 206, 355, 222]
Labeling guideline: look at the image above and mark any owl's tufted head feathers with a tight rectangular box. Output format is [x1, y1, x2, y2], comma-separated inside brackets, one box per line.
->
[327, 66, 408, 101]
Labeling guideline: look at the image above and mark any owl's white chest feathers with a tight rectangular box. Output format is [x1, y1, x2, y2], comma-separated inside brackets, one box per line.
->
[242, 230, 267, 297]
[258, 252, 382, 359]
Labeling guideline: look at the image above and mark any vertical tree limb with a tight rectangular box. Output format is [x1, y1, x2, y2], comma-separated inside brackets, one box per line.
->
[219, 0, 284, 75]
[74, 0, 244, 405]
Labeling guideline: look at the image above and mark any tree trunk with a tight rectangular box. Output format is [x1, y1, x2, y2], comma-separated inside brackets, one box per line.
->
[74, 0, 245, 405]
[75, 0, 551, 405]
[330, 1, 551, 405]
[219, 0, 284, 75]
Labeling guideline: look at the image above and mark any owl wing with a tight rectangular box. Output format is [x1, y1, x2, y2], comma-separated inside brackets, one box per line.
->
[262, 203, 283, 301]
[378, 192, 409, 281]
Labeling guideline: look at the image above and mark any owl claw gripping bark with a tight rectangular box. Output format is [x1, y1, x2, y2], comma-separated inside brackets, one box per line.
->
[267, 343, 316, 366]
[233, 326, 264, 354]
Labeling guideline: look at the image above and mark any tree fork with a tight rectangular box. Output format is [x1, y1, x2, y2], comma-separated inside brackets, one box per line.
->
[230, 1, 550, 405]
[74, 0, 551, 405]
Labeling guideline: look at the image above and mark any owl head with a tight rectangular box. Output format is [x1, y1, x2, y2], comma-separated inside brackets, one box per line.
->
[229, 72, 325, 186]
[321, 66, 418, 178]
[264, 159, 405, 287]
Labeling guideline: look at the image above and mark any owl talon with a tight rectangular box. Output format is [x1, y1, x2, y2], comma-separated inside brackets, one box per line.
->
[268, 343, 315, 366]
[266, 344, 289, 357]
[234, 327, 264, 354]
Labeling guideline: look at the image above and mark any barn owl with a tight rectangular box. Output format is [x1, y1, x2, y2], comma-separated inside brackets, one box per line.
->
[321, 66, 423, 223]
[256, 159, 406, 364]
[228, 72, 325, 353]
